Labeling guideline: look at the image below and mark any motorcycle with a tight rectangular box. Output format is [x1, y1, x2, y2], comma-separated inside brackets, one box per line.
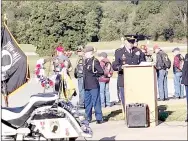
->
[2, 74, 93, 141]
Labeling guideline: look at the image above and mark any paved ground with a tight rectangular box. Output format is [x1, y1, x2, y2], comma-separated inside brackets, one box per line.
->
[2, 78, 185, 107]
[79, 120, 187, 140]
[2, 77, 187, 140]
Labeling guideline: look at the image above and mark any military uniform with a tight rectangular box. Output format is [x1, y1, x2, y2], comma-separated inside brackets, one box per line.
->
[83, 46, 104, 124]
[113, 46, 145, 87]
[112, 35, 145, 111]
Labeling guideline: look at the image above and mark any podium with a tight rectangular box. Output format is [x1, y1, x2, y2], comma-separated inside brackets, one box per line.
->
[123, 64, 158, 127]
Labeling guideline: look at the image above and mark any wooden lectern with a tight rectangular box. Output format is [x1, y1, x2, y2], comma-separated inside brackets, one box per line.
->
[123, 64, 158, 127]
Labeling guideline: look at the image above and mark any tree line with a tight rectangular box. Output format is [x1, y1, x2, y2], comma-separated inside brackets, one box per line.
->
[2, 1, 187, 56]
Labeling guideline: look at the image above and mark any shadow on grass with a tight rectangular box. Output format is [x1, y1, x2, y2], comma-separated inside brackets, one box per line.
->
[158, 105, 174, 125]
[100, 135, 116, 141]
[102, 105, 175, 124]
[103, 109, 122, 121]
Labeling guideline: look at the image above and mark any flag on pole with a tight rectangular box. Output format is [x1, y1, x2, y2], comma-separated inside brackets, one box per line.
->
[1, 23, 30, 95]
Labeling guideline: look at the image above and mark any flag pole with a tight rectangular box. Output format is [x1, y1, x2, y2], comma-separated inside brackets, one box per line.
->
[2, 14, 9, 107]
[4, 13, 8, 25]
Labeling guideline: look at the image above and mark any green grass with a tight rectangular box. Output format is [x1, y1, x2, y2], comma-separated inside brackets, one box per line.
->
[100, 101, 186, 122]
[19, 44, 36, 52]
[18, 40, 186, 53]
[27, 51, 187, 79]
[87, 40, 187, 50]
[21, 41, 186, 78]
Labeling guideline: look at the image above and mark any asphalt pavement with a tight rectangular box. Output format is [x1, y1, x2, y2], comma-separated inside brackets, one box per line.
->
[2, 77, 185, 107]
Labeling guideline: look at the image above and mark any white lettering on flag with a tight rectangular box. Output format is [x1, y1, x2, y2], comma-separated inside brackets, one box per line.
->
[2, 41, 22, 66]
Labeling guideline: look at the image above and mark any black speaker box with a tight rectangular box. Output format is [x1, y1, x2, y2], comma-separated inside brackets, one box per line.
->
[126, 103, 149, 128]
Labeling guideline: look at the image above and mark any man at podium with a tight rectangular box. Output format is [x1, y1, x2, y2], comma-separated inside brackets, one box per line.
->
[112, 35, 145, 111]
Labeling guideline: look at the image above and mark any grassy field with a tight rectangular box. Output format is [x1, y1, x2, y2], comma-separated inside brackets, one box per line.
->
[87, 40, 186, 50]
[100, 101, 187, 122]
[19, 44, 36, 52]
[19, 40, 187, 53]
[27, 51, 187, 79]
[20, 41, 187, 78]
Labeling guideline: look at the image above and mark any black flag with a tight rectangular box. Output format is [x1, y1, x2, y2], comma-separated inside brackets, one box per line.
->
[1, 23, 30, 95]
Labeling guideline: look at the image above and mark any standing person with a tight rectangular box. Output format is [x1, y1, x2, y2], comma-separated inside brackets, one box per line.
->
[74, 46, 85, 108]
[98, 52, 113, 108]
[181, 53, 188, 122]
[83, 46, 104, 124]
[112, 35, 145, 112]
[54, 44, 72, 72]
[153, 45, 171, 101]
[172, 47, 184, 99]
[139, 45, 147, 62]
[140, 45, 153, 62]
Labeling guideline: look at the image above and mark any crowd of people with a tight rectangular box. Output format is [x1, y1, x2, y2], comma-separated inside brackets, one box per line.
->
[52, 35, 188, 124]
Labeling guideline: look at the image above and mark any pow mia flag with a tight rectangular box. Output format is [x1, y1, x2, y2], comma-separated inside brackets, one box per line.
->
[1, 24, 30, 95]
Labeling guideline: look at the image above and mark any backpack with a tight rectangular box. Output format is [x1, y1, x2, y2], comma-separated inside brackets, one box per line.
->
[74, 58, 84, 78]
[161, 53, 171, 69]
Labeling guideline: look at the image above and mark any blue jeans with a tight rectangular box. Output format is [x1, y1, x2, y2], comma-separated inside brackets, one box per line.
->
[84, 88, 103, 121]
[99, 82, 110, 107]
[119, 87, 125, 112]
[185, 86, 188, 104]
[157, 70, 168, 99]
[78, 77, 84, 105]
[174, 72, 184, 98]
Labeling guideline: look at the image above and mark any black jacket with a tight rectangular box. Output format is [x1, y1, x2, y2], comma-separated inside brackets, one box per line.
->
[74, 56, 84, 78]
[156, 50, 167, 70]
[83, 56, 104, 89]
[112, 46, 145, 87]
[182, 53, 188, 86]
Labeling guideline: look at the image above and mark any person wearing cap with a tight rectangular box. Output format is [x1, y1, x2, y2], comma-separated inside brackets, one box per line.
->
[172, 47, 184, 99]
[74, 46, 85, 108]
[140, 45, 153, 62]
[181, 53, 188, 122]
[54, 44, 72, 73]
[83, 46, 104, 124]
[153, 45, 170, 101]
[112, 35, 145, 112]
[98, 52, 113, 108]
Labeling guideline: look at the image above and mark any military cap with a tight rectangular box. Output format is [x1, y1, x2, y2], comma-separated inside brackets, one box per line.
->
[124, 34, 151, 44]
[124, 35, 137, 44]
[172, 47, 180, 52]
[83, 46, 96, 53]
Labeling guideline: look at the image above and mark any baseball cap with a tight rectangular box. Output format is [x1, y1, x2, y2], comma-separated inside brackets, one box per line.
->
[172, 47, 180, 52]
[153, 45, 160, 50]
[98, 52, 108, 58]
[83, 46, 95, 53]
[56, 46, 64, 52]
